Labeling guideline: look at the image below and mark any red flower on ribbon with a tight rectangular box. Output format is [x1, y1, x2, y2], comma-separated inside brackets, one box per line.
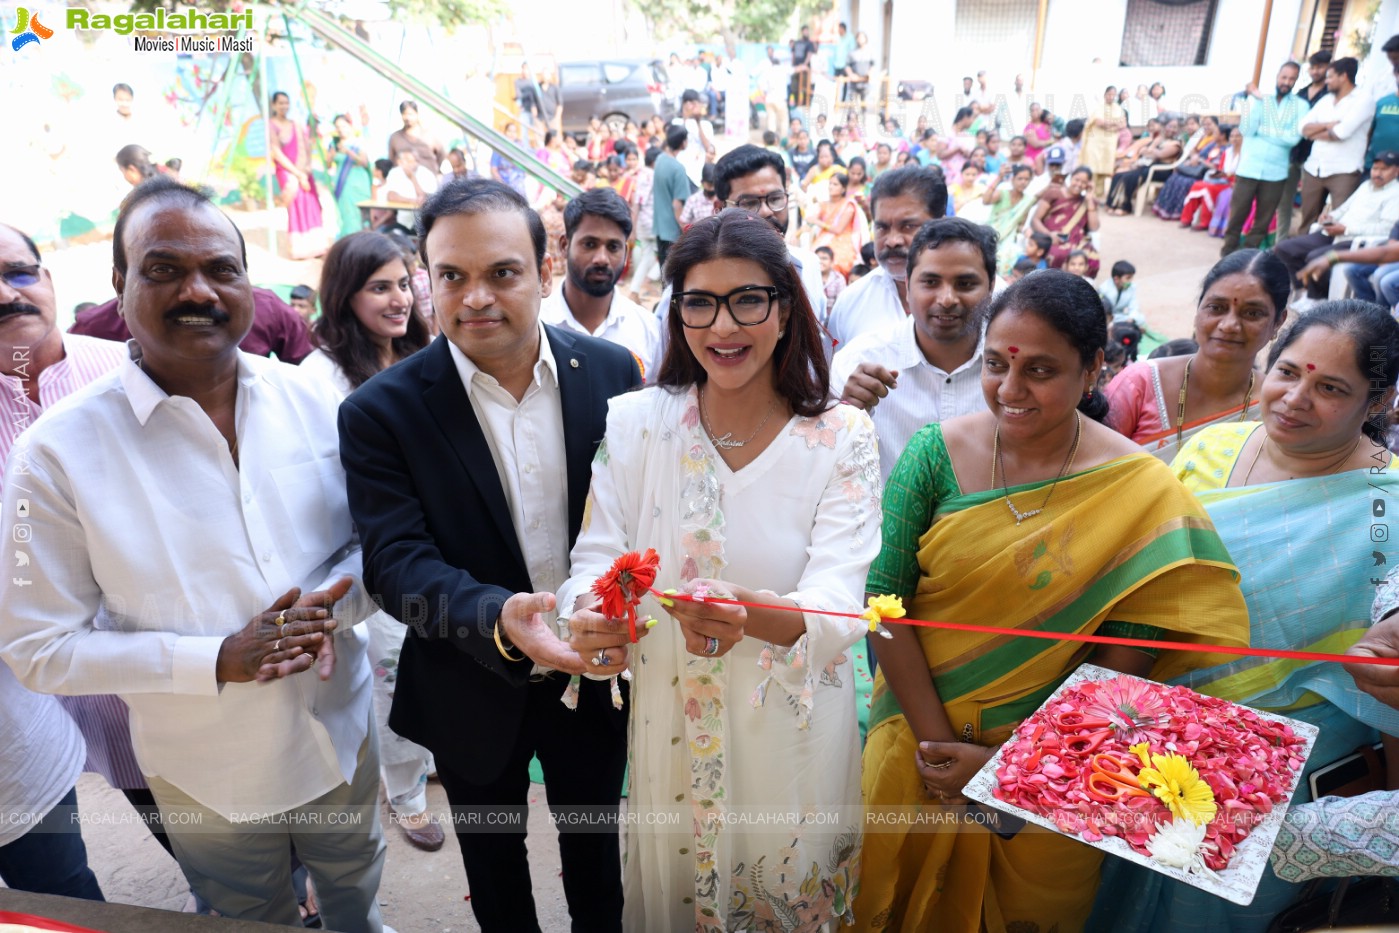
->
[591, 549, 661, 642]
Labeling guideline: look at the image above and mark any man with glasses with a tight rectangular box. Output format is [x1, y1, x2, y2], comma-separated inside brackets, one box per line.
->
[655, 145, 826, 359]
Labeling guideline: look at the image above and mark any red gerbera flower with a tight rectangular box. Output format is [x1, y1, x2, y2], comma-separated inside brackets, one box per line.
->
[591, 549, 661, 640]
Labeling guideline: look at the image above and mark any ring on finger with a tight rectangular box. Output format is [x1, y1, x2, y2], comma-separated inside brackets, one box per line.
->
[274, 638, 283, 652]
[927, 759, 955, 771]
[703, 636, 720, 656]
[592, 650, 612, 667]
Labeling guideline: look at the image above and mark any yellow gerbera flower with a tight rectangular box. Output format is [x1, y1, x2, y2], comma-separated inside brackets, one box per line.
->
[1137, 752, 1217, 826]
[862, 594, 906, 633]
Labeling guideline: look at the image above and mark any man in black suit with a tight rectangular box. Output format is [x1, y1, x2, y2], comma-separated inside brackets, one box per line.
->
[338, 178, 641, 932]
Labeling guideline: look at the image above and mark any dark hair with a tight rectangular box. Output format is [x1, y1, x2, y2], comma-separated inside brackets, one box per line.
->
[112, 82, 133, 97]
[1265, 299, 1399, 444]
[1149, 337, 1199, 359]
[1065, 249, 1089, 267]
[762, 130, 778, 146]
[1064, 118, 1085, 140]
[714, 144, 787, 203]
[907, 218, 998, 283]
[1383, 35, 1399, 54]
[1110, 320, 1143, 362]
[681, 89, 702, 105]
[1104, 339, 1127, 368]
[953, 106, 975, 126]
[1111, 260, 1136, 278]
[543, 129, 558, 147]
[164, 157, 182, 173]
[1029, 232, 1052, 252]
[849, 263, 871, 278]
[1070, 166, 1093, 181]
[861, 241, 876, 265]
[848, 155, 868, 175]
[1197, 248, 1289, 324]
[1309, 50, 1333, 67]
[115, 144, 156, 178]
[113, 177, 246, 277]
[1010, 164, 1034, 179]
[700, 162, 717, 186]
[374, 158, 394, 179]
[572, 159, 594, 174]
[417, 177, 546, 272]
[986, 269, 1111, 422]
[1329, 57, 1359, 84]
[289, 284, 315, 302]
[665, 125, 689, 150]
[398, 100, 419, 114]
[1012, 257, 1037, 275]
[869, 166, 948, 222]
[814, 245, 835, 259]
[270, 90, 289, 106]
[644, 146, 661, 168]
[314, 231, 430, 389]
[563, 186, 633, 240]
[658, 209, 828, 417]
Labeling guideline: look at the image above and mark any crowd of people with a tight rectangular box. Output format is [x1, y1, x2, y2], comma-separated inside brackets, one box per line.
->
[9, 22, 1399, 933]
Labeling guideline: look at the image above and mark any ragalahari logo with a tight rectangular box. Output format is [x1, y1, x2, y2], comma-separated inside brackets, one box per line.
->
[11, 7, 54, 52]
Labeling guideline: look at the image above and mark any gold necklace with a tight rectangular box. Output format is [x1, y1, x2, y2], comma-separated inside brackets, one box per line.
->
[700, 387, 778, 450]
[1177, 356, 1255, 447]
[1243, 432, 1363, 484]
[991, 412, 1083, 525]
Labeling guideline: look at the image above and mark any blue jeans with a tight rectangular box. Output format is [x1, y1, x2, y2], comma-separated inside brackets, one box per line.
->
[0, 787, 104, 900]
[1345, 262, 1399, 306]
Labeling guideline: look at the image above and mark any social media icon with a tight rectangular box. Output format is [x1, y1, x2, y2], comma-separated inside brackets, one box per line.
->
[1376, 551, 1389, 566]
[14, 499, 29, 519]
[11, 577, 30, 587]
[1376, 500, 1388, 517]
[11, 525, 31, 543]
[13, 551, 28, 567]
[1373, 524, 1391, 543]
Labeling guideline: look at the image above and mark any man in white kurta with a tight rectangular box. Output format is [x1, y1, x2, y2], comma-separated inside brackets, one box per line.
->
[0, 180, 384, 931]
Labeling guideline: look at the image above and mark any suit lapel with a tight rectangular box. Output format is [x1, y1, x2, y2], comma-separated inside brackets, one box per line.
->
[419, 337, 527, 569]
[548, 327, 595, 533]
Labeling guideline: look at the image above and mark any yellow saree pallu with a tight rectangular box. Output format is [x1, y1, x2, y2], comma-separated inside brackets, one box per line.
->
[852, 454, 1248, 933]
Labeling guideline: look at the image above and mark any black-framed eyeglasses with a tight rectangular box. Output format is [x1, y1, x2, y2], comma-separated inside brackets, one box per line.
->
[725, 190, 788, 213]
[673, 285, 781, 328]
[1, 265, 41, 289]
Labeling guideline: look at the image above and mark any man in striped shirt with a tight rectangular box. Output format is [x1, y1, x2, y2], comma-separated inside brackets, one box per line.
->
[829, 218, 992, 480]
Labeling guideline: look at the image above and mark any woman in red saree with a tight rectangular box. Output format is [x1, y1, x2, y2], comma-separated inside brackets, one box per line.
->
[1030, 166, 1100, 276]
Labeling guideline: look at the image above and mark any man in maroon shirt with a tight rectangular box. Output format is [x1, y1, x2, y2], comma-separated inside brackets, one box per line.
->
[70, 286, 313, 363]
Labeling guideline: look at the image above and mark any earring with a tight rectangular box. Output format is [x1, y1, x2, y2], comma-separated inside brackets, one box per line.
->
[778, 329, 786, 337]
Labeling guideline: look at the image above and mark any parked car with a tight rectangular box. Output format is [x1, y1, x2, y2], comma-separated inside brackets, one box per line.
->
[557, 59, 670, 135]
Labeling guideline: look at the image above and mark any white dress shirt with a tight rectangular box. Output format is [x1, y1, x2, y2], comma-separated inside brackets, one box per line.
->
[1303, 90, 1375, 177]
[384, 164, 440, 227]
[298, 347, 356, 398]
[0, 347, 373, 820]
[824, 265, 905, 349]
[1316, 177, 1399, 237]
[446, 323, 569, 654]
[539, 286, 663, 381]
[829, 315, 987, 480]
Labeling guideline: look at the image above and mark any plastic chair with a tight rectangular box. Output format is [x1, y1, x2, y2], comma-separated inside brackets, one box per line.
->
[1135, 156, 1183, 216]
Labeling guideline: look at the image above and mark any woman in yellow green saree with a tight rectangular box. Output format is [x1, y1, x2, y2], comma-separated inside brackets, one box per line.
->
[851, 271, 1250, 933]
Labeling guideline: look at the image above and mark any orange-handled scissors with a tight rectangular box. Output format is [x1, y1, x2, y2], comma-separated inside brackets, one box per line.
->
[1084, 752, 1150, 803]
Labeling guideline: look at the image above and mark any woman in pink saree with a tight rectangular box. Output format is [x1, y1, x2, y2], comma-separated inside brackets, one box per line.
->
[269, 91, 330, 259]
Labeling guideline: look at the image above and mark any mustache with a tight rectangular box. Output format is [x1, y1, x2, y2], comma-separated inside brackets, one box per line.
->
[0, 303, 42, 321]
[877, 248, 908, 266]
[164, 303, 231, 323]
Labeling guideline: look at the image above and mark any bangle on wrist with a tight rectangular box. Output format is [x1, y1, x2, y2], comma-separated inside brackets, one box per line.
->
[493, 619, 522, 661]
[1326, 251, 1341, 267]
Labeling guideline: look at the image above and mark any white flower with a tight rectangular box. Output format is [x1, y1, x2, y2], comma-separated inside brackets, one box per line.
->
[1146, 819, 1208, 871]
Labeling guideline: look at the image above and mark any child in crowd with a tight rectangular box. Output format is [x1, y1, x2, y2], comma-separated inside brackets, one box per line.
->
[815, 245, 846, 303]
[861, 241, 877, 268]
[1098, 259, 1143, 326]
[1064, 250, 1093, 282]
[1148, 337, 1199, 359]
[1109, 319, 1143, 364]
[1008, 256, 1039, 282]
[1100, 339, 1128, 388]
[679, 163, 718, 227]
[847, 263, 870, 285]
[1018, 232, 1052, 270]
[763, 130, 793, 168]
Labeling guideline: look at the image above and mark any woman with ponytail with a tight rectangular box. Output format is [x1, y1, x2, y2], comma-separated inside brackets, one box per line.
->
[853, 269, 1250, 933]
[1091, 299, 1399, 933]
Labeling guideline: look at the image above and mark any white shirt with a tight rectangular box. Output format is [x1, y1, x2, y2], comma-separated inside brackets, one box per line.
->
[1303, 89, 1375, 176]
[540, 285, 663, 381]
[1317, 177, 1399, 237]
[384, 164, 440, 227]
[825, 265, 905, 349]
[298, 347, 356, 398]
[673, 117, 716, 187]
[446, 324, 569, 662]
[0, 663, 85, 847]
[829, 315, 987, 480]
[0, 348, 373, 820]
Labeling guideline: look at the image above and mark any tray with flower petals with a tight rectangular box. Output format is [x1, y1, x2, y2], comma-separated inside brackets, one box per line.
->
[961, 662, 1318, 905]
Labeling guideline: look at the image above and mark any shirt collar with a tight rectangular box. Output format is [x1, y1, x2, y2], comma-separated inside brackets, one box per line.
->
[120, 341, 262, 426]
[898, 315, 985, 374]
[448, 319, 558, 395]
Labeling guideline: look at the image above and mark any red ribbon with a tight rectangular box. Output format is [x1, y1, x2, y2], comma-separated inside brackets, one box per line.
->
[653, 589, 1399, 669]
